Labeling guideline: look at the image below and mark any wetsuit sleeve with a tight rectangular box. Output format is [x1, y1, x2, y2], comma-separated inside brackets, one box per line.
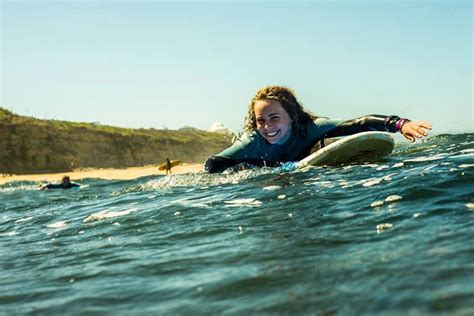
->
[41, 183, 80, 189]
[204, 156, 275, 173]
[44, 184, 61, 189]
[324, 115, 404, 138]
[204, 132, 277, 173]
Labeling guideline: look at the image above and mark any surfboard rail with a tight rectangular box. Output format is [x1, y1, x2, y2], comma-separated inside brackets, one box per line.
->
[297, 131, 394, 168]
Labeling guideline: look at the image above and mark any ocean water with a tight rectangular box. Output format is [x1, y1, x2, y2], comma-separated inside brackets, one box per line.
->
[1, 133, 473, 315]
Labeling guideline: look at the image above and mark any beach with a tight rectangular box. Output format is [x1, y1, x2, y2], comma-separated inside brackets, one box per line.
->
[0, 163, 203, 185]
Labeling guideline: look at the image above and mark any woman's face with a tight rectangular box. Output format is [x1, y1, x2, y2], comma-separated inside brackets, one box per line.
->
[254, 99, 293, 144]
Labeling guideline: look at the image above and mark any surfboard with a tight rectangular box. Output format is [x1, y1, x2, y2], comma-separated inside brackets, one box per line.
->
[158, 160, 181, 171]
[297, 131, 394, 168]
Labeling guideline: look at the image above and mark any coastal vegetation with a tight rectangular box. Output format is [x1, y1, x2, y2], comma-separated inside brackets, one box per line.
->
[0, 108, 232, 175]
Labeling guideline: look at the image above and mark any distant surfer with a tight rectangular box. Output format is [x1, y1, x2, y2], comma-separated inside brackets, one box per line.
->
[40, 175, 80, 190]
[204, 86, 432, 173]
[165, 158, 172, 175]
[158, 158, 180, 174]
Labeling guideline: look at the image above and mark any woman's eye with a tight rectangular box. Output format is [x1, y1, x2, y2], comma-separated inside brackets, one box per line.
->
[256, 119, 265, 125]
[270, 116, 279, 121]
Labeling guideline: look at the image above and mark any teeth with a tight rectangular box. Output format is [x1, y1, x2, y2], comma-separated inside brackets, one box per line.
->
[267, 130, 279, 137]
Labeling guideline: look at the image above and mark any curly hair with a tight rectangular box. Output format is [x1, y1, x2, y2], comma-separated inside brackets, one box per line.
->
[243, 86, 318, 138]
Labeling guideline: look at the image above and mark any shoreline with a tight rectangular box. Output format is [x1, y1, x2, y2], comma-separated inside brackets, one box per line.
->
[0, 163, 203, 185]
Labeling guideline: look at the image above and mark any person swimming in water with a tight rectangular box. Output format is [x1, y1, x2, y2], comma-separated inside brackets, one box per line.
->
[40, 175, 80, 190]
[204, 86, 432, 173]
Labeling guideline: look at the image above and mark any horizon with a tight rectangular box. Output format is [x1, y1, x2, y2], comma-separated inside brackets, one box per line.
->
[2, 1, 472, 134]
[1, 105, 468, 141]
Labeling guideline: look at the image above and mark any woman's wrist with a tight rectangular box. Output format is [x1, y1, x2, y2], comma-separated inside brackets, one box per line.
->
[395, 118, 411, 132]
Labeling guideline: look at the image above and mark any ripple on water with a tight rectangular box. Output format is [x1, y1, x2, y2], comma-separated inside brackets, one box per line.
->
[224, 198, 263, 207]
[1, 133, 473, 314]
[46, 221, 68, 228]
[83, 208, 138, 223]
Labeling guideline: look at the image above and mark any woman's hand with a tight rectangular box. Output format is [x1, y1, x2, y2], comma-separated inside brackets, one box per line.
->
[401, 121, 432, 142]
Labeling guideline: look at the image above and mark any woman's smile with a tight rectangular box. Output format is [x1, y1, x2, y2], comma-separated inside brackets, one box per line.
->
[254, 99, 292, 144]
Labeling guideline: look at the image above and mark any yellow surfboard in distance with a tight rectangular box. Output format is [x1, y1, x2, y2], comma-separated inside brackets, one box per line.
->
[158, 160, 181, 170]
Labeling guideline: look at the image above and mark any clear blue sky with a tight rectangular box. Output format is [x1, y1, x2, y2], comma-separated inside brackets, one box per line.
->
[2, 0, 472, 133]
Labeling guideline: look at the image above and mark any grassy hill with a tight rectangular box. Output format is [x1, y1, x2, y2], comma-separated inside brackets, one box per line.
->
[0, 108, 232, 175]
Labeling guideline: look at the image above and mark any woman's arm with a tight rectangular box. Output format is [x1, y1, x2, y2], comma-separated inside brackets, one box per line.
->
[204, 132, 283, 173]
[204, 156, 278, 173]
[324, 115, 431, 141]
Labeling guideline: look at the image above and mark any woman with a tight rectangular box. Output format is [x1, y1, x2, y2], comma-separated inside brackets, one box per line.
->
[205, 86, 432, 173]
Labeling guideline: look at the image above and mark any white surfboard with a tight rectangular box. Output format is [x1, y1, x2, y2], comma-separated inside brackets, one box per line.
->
[297, 131, 394, 168]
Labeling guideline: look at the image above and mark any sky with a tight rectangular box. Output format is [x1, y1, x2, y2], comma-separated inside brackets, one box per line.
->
[1, 0, 472, 134]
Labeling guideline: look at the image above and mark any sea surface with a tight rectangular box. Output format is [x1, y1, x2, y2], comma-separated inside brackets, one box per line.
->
[1, 133, 473, 315]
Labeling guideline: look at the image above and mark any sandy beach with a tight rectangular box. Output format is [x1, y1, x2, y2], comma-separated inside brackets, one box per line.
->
[0, 163, 203, 185]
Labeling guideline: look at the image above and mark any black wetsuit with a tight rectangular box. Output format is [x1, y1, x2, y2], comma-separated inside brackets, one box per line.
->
[42, 183, 80, 189]
[204, 115, 404, 173]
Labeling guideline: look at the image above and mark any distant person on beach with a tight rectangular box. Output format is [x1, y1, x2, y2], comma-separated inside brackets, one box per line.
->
[166, 158, 172, 175]
[40, 175, 80, 190]
[204, 85, 432, 173]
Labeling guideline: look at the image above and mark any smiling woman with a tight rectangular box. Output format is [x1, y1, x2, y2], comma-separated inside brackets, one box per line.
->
[254, 99, 293, 145]
[203, 86, 432, 173]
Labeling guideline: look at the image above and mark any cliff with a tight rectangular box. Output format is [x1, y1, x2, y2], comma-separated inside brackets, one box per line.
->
[0, 108, 232, 175]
